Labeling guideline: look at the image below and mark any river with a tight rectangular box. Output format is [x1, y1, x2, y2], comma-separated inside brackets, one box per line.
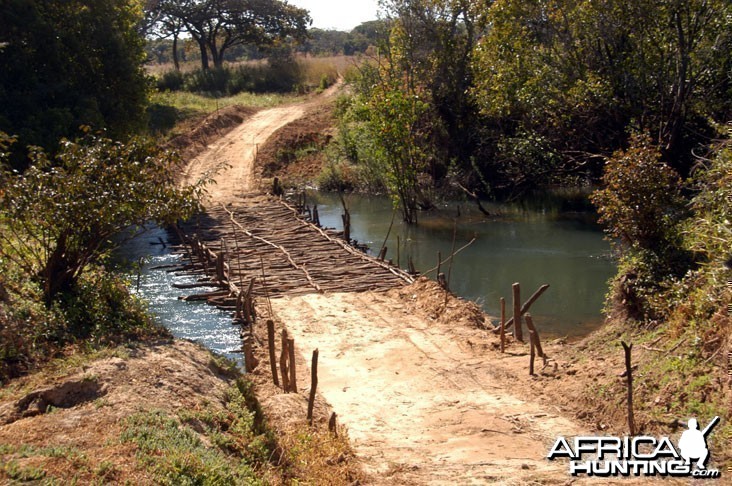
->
[308, 191, 616, 338]
[116, 191, 615, 354]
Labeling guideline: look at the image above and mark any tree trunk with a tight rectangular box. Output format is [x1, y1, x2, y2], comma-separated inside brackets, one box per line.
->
[198, 39, 209, 70]
[172, 33, 180, 71]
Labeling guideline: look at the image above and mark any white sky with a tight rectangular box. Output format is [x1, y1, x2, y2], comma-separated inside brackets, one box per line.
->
[287, 0, 381, 31]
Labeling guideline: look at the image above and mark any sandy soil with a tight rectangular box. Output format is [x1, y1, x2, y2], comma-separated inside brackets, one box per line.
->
[181, 84, 341, 204]
[0, 340, 238, 483]
[175, 89, 651, 484]
[269, 290, 585, 485]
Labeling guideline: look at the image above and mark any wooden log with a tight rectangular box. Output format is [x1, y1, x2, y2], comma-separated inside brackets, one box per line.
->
[280, 329, 290, 392]
[500, 297, 506, 353]
[493, 284, 550, 333]
[529, 330, 536, 376]
[307, 349, 319, 425]
[329, 412, 337, 436]
[378, 246, 387, 261]
[524, 314, 544, 359]
[244, 341, 259, 372]
[622, 341, 636, 435]
[267, 320, 279, 387]
[287, 337, 297, 393]
[512, 283, 523, 342]
[216, 251, 226, 282]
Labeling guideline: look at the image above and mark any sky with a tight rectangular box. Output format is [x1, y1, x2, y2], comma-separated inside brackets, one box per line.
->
[287, 0, 381, 31]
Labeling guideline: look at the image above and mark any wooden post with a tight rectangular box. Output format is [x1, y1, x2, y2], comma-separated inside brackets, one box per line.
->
[307, 349, 319, 424]
[622, 341, 636, 435]
[524, 314, 544, 358]
[287, 337, 297, 393]
[397, 236, 401, 268]
[329, 412, 338, 436]
[267, 320, 279, 387]
[496, 284, 550, 333]
[437, 273, 448, 289]
[436, 251, 442, 278]
[313, 204, 320, 226]
[378, 246, 387, 261]
[500, 297, 506, 353]
[280, 329, 290, 391]
[512, 283, 523, 342]
[244, 340, 258, 373]
[215, 252, 226, 282]
[529, 330, 536, 376]
[408, 256, 416, 275]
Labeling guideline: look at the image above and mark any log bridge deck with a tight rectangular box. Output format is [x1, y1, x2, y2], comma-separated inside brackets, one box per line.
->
[171, 195, 413, 316]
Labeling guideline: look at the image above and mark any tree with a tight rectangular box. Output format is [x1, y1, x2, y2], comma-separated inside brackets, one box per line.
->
[0, 0, 149, 166]
[149, 0, 310, 70]
[0, 132, 204, 305]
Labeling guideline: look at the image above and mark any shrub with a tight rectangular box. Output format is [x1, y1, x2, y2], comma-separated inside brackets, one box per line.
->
[0, 132, 203, 305]
[591, 132, 685, 251]
[156, 70, 185, 92]
[592, 132, 690, 321]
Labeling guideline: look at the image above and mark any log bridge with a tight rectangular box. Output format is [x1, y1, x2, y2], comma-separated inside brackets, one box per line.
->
[168, 194, 414, 322]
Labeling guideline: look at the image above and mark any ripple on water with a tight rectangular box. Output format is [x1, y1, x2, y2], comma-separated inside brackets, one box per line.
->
[119, 229, 244, 367]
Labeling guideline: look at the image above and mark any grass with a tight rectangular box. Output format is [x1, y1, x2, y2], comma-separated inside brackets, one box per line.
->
[151, 90, 302, 117]
[119, 379, 272, 485]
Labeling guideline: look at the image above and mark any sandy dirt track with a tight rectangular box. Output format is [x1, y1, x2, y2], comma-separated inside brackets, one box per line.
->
[182, 84, 341, 203]
[270, 291, 586, 485]
[179, 91, 648, 484]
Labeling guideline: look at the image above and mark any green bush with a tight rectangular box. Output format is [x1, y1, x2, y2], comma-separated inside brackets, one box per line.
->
[156, 70, 186, 92]
[61, 268, 169, 345]
[592, 132, 690, 321]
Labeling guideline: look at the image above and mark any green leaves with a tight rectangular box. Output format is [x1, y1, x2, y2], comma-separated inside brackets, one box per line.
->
[0, 133, 203, 304]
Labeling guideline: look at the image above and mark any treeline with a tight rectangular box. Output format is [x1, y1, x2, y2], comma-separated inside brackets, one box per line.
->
[146, 20, 391, 65]
[335, 0, 732, 219]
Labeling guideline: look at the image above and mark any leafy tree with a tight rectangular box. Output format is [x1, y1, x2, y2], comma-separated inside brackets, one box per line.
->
[0, 132, 204, 305]
[472, 0, 732, 180]
[591, 132, 685, 251]
[148, 0, 310, 70]
[0, 0, 150, 165]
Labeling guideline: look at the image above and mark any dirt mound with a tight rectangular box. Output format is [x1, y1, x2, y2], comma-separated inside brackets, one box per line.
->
[389, 276, 488, 329]
[256, 103, 336, 187]
[0, 340, 238, 483]
[168, 105, 259, 161]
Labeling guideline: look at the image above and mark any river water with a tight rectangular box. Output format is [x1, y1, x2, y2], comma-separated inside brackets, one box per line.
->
[308, 192, 616, 338]
[116, 227, 243, 366]
[116, 192, 615, 351]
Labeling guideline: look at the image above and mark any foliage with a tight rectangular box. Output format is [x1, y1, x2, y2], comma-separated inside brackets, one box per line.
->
[591, 133, 685, 251]
[684, 141, 732, 268]
[121, 409, 264, 485]
[0, 0, 149, 166]
[147, 0, 311, 70]
[591, 133, 690, 321]
[0, 133, 203, 305]
[472, 0, 732, 179]
[121, 380, 271, 484]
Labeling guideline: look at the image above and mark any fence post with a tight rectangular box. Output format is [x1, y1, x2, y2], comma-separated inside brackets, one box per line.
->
[287, 337, 297, 393]
[622, 341, 636, 435]
[280, 329, 290, 391]
[267, 320, 279, 387]
[307, 349, 319, 424]
[512, 283, 523, 342]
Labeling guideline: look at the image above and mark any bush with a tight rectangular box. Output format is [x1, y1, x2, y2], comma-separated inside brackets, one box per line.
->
[592, 132, 690, 321]
[155, 70, 185, 92]
[591, 132, 686, 251]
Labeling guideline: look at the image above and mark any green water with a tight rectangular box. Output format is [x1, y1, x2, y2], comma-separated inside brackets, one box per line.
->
[309, 192, 616, 338]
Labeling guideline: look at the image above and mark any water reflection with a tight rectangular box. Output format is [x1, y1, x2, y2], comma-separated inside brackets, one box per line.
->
[309, 192, 616, 338]
[115, 227, 243, 366]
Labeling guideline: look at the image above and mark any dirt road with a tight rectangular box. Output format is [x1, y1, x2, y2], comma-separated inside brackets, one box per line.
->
[182, 84, 341, 203]
[182, 91, 599, 484]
